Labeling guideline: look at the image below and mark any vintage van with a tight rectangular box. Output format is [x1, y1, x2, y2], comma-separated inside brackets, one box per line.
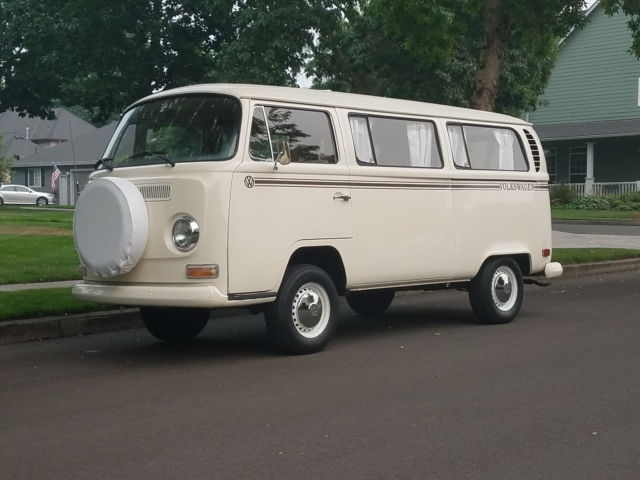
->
[72, 84, 562, 354]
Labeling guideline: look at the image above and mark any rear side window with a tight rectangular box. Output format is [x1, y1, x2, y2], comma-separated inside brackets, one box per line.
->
[349, 115, 442, 168]
[447, 124, 528, 171]
[249, 106, 337, 164]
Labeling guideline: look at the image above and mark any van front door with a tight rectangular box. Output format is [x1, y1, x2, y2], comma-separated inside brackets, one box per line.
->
[228, 104, 353, 296]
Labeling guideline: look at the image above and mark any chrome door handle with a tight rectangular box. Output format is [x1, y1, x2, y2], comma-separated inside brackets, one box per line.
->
[333, 192, 351, 201]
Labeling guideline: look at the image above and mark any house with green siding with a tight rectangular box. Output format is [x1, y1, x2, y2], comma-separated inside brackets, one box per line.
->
[529, 1, 640, 195]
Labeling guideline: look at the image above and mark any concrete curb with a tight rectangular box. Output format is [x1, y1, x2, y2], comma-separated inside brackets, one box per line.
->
[559, 257, 640, 277]
[0, 309, 141, 346]
[0, 307, 247, 346]
[1, 259, 639, 346]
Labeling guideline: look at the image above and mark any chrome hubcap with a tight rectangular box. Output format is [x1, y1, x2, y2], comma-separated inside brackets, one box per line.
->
[291, 282, 330, 338]
[491, 266, 518, 312]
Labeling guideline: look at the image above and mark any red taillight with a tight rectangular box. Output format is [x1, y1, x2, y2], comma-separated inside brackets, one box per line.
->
[542, 248, 551, 258]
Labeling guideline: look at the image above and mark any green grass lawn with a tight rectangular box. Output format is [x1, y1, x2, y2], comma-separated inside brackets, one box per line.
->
[0, 206, 74, 230]
[0, 207, 79, 284]
[0, 234, 81, 284]
[551, 208, 640, 221]
[553, 248, 640, 264]
[0, 288, 115, 321]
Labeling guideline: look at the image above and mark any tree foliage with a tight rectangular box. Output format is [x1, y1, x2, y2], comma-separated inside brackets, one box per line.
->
[601, 0, 640, 58]
[0, 0, 588, 121]
[0, 0, 314, 123]
[0, 138, 15, 183]
[310, 0, 586, 113]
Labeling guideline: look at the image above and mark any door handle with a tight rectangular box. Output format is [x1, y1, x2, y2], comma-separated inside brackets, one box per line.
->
[333, 192, 351, 201]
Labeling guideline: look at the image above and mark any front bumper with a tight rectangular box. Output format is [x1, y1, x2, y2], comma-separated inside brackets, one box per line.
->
[72, 282, 268, 308]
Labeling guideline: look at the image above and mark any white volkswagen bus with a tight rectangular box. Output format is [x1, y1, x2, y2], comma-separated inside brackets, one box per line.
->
[73, 84, 562, 354]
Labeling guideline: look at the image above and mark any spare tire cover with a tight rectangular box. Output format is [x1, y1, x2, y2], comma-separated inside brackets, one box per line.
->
[74, 177, 149, 278]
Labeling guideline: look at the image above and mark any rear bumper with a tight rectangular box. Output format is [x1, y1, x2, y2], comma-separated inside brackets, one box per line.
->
[544, 262, 563, 279]
[72, 282, 269, 308]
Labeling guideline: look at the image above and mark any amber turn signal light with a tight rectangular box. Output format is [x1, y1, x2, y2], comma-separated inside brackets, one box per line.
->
[186, 264, 219, 279]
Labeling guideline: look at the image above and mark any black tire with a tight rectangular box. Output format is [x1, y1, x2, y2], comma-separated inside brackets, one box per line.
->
[265, 264, 338, 355]
[36, 197, 48, 206]
[0, 197, 4, 206]
[140, 307, 210, 342]
[346, 289, 395, 317]
[468, 257, 523, 325]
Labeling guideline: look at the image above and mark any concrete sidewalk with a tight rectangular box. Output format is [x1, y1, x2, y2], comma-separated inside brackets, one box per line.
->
[0, 280, 79, 292]
[552, 230, 640, 249]
[552, 221, 640, 249]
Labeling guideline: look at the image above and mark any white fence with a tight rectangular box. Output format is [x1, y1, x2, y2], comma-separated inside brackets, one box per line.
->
[551, 181, 640, 197]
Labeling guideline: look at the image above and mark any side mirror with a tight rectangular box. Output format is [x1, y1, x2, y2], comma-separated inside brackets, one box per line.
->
[275, 140, 292, 166]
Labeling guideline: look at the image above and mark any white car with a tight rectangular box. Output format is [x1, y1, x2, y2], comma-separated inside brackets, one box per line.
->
[0, 184, 56, 206]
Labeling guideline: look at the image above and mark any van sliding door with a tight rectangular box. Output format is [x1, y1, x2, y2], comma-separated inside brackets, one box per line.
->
[347, 114, 455, 286]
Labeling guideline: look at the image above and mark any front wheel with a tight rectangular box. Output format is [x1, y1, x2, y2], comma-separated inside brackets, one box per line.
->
[265, 264, 338, 355]
[140, 307, 210, 342]
[468, 258, 523, 325]
[346, 289, 395, 317]
[36, 197, 48, 206]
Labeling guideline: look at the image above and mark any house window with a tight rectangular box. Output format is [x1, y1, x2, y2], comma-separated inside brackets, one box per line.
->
[545, 148, 557, 184]
[569, 146, 587, 184]
[27, 168, 42, 187]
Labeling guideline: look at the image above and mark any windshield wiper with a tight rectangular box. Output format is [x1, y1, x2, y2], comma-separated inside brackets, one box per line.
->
[95, 157, 114, 171]
[129, 150, 175, 167]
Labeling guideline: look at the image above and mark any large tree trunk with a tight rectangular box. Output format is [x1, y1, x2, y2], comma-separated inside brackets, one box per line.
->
[469, 0, 511, 111]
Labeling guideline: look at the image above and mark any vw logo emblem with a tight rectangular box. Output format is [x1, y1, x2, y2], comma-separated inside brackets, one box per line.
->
[244, 176, 255, 189]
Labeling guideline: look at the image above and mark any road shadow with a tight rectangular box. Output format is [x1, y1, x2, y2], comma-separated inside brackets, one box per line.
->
[85, 291, 481, 366]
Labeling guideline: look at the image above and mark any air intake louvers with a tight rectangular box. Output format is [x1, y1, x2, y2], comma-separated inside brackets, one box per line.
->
[137, 184, 172, 201]
[523, 129, 541, 172]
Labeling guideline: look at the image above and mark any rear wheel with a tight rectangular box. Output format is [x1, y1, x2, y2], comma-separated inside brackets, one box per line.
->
[36, 197, 48, 206]
[265, 264, 338, 355]
[346, 290, 395, 317]
[140, 307, 209, 342]
[469, 258, 523, 325]
[0, 197, 4, 206]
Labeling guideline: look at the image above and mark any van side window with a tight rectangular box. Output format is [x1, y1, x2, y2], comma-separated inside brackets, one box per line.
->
[249, 108, 272, 160]
[448, 124, 528, 171]
[349, 116, 375, 164]
[349, 115, 442, 168]
[447, 125, 470, 168]
[249, 106, 337, 164]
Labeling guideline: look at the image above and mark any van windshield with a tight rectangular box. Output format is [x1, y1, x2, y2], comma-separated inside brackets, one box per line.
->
[102, 95, 241, 169]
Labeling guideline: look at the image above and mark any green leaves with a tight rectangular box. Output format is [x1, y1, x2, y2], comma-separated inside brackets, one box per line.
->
[0, 0, 588, 121]
[0, 0, 315, 123]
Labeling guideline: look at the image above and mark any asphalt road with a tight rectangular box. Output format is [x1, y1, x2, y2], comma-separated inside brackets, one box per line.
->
[1, 272, 640, 480]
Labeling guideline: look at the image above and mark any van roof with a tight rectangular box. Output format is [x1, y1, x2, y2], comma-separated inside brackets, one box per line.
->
[132, 84, 529, 126]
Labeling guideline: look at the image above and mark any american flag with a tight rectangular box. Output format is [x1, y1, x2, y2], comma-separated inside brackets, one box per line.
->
[51, 165, 61, 192]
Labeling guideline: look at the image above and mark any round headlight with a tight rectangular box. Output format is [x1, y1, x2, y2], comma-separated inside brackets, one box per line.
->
[172, 216, 199, 251]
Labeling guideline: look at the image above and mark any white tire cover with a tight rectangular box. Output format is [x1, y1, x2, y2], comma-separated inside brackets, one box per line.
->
[73, 177, 149, 278]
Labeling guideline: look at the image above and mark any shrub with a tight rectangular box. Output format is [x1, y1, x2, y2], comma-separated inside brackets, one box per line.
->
[567, 195, 611, 210]
[549, 184, 574, 206]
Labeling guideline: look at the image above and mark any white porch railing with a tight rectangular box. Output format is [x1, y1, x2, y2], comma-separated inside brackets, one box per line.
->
[551, 181, 640, 197]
